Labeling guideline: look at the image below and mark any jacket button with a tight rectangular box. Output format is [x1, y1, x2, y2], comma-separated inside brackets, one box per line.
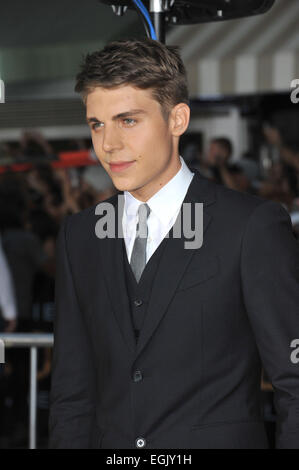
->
[133, 370, 143, 382]
[135, 437, 146, 448]
[134, 299, 143, 307]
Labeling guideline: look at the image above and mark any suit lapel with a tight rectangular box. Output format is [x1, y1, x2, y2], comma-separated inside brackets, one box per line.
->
[98, 193, 137, 356]
[98, 170, 216, 359]
[135, 170, 216, 358]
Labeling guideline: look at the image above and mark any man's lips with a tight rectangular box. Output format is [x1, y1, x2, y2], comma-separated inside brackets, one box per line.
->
[109, 161, 135, 173]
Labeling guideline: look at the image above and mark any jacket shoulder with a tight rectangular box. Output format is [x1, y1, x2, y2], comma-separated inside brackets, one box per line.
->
[61, 192, 120, 242]
[198, 173, 271, 215]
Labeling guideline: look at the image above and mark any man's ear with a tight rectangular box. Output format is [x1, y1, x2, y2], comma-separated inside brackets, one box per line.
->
[170, 103, 190, 137]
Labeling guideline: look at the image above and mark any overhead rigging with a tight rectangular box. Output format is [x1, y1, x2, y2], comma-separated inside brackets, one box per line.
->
[98, 0, 276, 43]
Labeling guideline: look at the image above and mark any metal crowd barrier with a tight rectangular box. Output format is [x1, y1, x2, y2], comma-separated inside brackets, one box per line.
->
[0, 333, 54, 450]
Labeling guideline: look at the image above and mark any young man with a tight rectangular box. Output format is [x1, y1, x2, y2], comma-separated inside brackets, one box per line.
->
[49, 39, 299, 449]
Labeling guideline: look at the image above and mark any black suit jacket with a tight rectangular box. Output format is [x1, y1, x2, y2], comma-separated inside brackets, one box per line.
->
[49, 170, 299, 449]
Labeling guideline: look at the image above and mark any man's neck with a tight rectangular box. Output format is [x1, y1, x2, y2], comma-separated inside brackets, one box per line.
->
[129, 156, 182, 202]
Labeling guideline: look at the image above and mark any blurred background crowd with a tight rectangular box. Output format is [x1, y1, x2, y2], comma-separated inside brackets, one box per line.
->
[0, 123, 298, 448]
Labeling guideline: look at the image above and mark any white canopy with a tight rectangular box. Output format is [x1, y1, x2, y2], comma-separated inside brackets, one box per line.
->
[167, 0, 299, 96]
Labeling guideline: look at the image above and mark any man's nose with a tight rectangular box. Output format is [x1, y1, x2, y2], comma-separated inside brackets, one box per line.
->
[102, 125, 123, 152]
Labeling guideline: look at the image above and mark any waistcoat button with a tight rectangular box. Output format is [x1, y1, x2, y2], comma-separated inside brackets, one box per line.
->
[135, 437, 146, 448]
[133, 370, 143, 382]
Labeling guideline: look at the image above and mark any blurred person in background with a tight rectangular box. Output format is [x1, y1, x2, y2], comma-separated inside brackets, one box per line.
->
[80, 164, 117, 206]
[0, 142, 25, 164]
[263, 125, 299, 175]
[26, 163, 67, 224]
[206, 136, 233, 169]
[258, 160, 297, 212]
[0, 234, 17, 447]
[54, 165, 117, 213]
[0, 173, 49, 329]
[237, 151, 262, 193]
[0, 233, 17, 334]
[261, 125, 299, 240]
[27, 207, 58, 333]
[0, 172, 51, 447]
[19, 130, 56, 161]
[263, 125, 299, 208]
[203, 137, 252, 193]
[0, 143, 15, 165]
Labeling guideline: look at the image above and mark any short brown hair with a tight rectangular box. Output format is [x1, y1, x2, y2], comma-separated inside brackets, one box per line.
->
[74, 38, 189, 122]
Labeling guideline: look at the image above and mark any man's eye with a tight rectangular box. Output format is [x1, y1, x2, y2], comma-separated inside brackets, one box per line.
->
[91, 119, 136, 131]
[123, 118, 136, 126]
[91, 122, 101, 130]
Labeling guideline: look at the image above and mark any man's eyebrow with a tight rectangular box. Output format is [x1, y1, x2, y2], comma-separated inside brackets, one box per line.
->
[86, 109, 146, 124]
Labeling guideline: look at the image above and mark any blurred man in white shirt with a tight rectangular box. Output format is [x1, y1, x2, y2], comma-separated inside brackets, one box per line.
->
[0, 234, 17, 333]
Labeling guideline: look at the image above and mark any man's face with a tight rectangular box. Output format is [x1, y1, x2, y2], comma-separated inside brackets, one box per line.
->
[86, 85, 187, 201]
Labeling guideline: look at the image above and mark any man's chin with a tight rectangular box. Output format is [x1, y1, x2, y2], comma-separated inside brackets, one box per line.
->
[111, 179, 138, 193]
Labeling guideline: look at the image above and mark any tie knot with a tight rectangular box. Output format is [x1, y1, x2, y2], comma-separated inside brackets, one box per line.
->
[137, 203, 151, 221]
[136, 203, 150, 238]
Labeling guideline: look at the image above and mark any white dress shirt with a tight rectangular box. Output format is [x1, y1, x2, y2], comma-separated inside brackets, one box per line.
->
[122, 156, 194, 264]
[0, 234, 17, 321]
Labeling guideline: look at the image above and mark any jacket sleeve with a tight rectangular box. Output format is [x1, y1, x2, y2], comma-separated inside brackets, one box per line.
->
[240, 200, 299, 449]
[49, 215, 97, 449]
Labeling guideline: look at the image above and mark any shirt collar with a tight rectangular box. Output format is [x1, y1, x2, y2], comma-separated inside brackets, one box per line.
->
[124, 156, 194, 225]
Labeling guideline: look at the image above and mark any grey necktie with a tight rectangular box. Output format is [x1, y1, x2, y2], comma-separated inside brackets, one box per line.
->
[130, 203, 151, 283]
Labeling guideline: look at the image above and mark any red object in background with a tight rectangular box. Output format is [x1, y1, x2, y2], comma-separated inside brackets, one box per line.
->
[0, 150, 98, 174]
